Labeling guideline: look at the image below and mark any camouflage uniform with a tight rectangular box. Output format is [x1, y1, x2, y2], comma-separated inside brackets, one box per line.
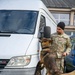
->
[51, 33, 72, 73]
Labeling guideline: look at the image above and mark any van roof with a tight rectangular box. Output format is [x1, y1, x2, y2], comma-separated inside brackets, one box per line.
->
[0, 0, 46, 10]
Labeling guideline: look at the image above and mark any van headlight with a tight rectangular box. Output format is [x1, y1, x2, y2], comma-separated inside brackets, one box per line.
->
[7, 55, 31, 66]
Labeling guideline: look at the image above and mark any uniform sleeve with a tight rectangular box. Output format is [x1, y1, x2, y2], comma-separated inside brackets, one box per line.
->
[65, 37, 72, 54]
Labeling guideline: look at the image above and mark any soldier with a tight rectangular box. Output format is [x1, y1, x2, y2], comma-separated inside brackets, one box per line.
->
[51, 22, 72, 73]
[35, 22, 71, 75]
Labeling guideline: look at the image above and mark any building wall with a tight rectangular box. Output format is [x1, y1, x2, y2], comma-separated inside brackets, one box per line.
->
[48, 8, 75, 36]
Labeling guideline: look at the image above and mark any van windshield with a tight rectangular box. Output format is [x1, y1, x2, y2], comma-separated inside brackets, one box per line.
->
[0, 10, 38, 34]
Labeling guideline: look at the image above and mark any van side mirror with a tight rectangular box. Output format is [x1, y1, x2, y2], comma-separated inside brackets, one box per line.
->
[44, 26, 51, 38]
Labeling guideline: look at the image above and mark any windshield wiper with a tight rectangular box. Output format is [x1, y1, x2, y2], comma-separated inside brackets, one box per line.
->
[0, 31, 19, 34]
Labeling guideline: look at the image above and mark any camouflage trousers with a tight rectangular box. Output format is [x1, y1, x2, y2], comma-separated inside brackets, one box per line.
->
[44, 54, 65, 74]
[56, 57, 64, 73]
[40, 50, 61, 75]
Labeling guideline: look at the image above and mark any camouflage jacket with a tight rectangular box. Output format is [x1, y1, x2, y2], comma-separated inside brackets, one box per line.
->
[51, 33, 72, 58]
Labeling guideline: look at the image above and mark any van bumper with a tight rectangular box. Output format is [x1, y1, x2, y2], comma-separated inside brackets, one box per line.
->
[0, 68, 36, 75]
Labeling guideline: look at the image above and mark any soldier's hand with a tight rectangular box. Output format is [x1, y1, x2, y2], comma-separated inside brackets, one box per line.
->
[62, 52, 69, 56]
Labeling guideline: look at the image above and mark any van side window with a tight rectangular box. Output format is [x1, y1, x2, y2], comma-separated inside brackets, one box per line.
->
[39, 15, 46, 38]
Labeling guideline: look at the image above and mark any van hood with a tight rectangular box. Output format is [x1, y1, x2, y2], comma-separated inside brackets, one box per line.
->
[0, 34, 33, 59]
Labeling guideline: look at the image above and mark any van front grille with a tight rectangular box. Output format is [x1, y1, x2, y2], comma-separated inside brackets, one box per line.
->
[0, 68, 36, 75]
[0, 59, 9, 69]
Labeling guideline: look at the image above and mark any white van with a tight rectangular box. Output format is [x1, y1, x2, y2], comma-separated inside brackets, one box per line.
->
[0, 0, 57, 75]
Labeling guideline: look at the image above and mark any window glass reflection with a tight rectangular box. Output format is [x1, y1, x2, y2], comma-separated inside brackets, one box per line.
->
[52, 13, 70, 25]
[0, 10, 38, 34]
[60, 14, 69, 19]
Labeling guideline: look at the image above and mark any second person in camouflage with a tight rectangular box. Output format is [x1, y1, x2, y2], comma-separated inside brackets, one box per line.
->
[51, 22, 72, 73]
